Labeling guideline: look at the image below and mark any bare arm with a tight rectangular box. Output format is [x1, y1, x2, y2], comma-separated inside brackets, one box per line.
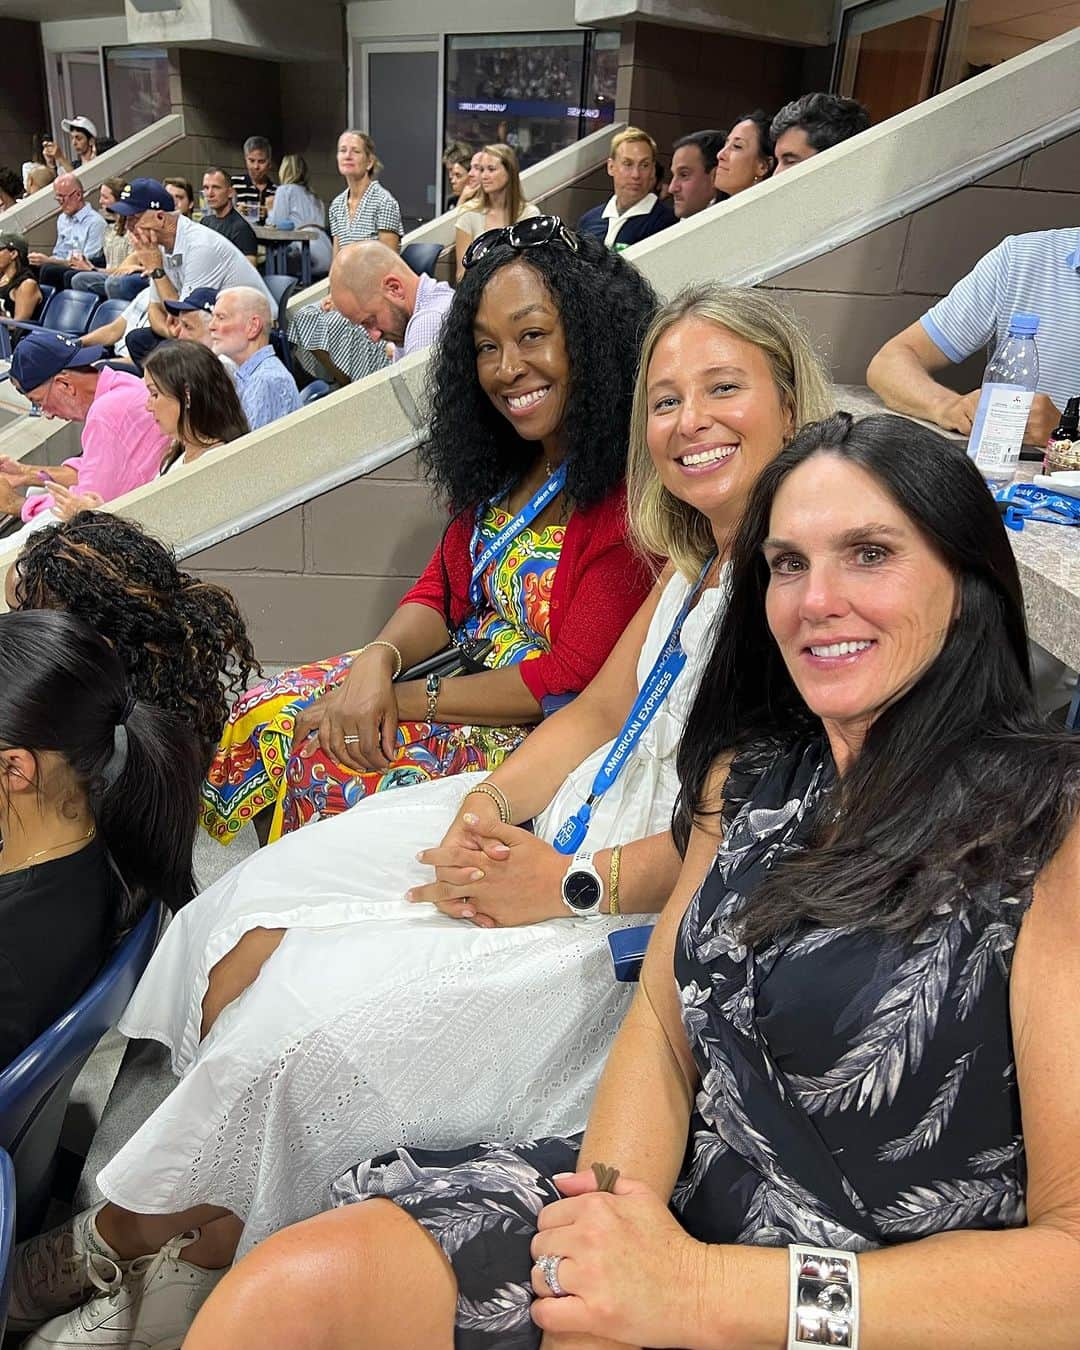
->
[377, 230, 400, 254]
[866, 320, 979, 433]
[867, 319, 1062, 445]
[80, 314, 126, 348]
[11, 277, 41, 323]
[454, 226, 469, 282]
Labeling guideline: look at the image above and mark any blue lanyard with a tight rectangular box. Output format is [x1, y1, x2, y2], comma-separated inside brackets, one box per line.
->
[469, 464, 568, 610]
[552, 554, 716, 856]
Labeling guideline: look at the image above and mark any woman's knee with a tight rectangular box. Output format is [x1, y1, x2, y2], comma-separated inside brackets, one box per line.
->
[200, 927, 287, 1039]
[185, 1202, 455, 1350]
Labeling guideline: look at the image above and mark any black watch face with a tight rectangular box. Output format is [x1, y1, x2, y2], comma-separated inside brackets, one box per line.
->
[564, 870, 601, 913]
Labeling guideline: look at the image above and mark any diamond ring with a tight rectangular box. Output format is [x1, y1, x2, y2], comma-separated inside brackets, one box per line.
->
[535, 1253, 567, 1297]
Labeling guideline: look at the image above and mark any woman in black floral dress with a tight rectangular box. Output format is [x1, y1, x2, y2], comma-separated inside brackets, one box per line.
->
[187, 414, 1080, 1350]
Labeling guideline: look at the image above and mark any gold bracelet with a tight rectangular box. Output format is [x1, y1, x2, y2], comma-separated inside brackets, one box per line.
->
[607, 844, 622, 916]
[463, 782, 511, 824]
[357, 640, 402, 678]
[425, 674, 441, 723]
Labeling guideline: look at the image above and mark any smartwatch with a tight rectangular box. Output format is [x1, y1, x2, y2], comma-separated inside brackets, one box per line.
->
[149, 268, 166, 279]
[560, 850, 604, 916]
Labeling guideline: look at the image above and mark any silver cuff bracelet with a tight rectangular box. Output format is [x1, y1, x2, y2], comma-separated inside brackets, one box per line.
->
[787, 1244, 860, 1349]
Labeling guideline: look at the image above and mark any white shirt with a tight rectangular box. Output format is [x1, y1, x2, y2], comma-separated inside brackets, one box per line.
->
[153, 213, 272, 306]
[600, 192, 659, 250]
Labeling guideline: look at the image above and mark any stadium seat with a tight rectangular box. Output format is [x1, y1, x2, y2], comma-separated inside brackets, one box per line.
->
[264, 274, 297, 330]
[402, 242, 444, 278]
[90, 298, 130, 333]
[0, 901, 163, 1238]
[264, 275, 298, 375]
[36, 290, 101, 337]
[609, 925, 653, 982]
[0, 1147, 13, 1341]
[299, 379, 331, 404]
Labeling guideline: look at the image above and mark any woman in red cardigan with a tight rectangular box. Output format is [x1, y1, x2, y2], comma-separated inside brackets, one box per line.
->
[201, 226, 657, 843]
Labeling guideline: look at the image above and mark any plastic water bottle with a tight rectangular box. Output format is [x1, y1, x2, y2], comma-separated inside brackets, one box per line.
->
[967, 313, 1040, 491]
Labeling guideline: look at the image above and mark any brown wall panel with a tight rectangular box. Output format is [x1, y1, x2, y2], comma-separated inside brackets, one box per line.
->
[305, 478, 443, 576]
[0, 22, 46, 175]
[192, 571, 419, 663]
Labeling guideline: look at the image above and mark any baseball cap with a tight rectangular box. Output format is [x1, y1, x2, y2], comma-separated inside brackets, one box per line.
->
[163, 287, 219, 316]
[0, 233, 29, 262]
[112, 177, 174, 216]
[61, 116, 98, 139]
[9, 331, 105, 396]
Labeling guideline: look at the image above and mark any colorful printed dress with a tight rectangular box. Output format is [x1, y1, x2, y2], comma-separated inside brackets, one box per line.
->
[331, 737, 1034, 1349]
[201, 504, 564, 844]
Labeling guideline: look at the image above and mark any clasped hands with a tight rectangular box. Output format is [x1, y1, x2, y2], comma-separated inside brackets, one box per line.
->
[529, 1169, 718, 1349]
[407, 808, 568, 927]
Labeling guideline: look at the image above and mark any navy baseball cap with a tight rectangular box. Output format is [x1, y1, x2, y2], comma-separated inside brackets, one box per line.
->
[112, 177, 173, 216]
[163, 286, 219, 316]
[9, 330, 105, 395]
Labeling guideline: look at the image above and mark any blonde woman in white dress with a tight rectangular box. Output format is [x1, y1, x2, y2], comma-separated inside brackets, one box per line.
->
[12, 286, 832, 1350]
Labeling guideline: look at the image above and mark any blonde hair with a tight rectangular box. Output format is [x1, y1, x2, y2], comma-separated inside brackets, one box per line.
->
[627, 284, 833, 579]
[338, 129, 383, 178]
[611, 126, 657, 160]
[470, 143, 526, 225]
[278, 154, 309, 187]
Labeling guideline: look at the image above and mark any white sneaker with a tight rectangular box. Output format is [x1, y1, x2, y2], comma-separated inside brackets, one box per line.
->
[21, 1230, 228, 1349]
[9, 1202, 129, 1331]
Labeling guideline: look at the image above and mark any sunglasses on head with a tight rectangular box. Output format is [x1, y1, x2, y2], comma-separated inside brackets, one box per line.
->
[462, 214, 579, 271]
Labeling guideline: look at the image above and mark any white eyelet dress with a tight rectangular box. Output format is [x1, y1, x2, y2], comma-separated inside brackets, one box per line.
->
[98, 570, 725, 1255]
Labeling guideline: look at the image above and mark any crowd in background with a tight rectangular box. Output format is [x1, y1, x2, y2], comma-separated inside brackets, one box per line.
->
[0, 62, 1077, 1350]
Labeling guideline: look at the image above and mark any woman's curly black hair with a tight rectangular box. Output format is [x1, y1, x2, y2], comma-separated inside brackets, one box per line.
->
[422, 229, 658, 512]
[9, 512, 259, 753]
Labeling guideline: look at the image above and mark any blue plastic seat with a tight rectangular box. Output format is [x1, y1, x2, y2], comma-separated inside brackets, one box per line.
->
[609, 925, 654, 982]
[0, 901, 162, 1237]
[0, 1146, 13, 1341]
[90, 298, 130, 333]
[402, 242, 444, 278]
[36, 289, 101, 337]
[263, 274, 297, 330]
[299, 379, 331, 405]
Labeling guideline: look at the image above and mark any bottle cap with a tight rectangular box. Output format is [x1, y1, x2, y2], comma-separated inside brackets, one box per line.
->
[1008, 312, 1039, 336]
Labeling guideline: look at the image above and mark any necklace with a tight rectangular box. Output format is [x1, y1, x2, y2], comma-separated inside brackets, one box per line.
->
[0, 823, 96, 872]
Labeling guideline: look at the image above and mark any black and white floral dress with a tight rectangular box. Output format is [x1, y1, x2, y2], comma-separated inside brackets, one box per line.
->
[331, 737, 1030, 1349]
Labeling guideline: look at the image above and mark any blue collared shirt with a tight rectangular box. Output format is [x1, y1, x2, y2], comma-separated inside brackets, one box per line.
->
[235, 344, 301, 431]
[54, 204, 107, 262]
[398, 273, 454, 359]
[922, 227, 1080, 410]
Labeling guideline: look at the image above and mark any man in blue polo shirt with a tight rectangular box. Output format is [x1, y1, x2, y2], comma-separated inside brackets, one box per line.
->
[867, 227, 1080, 446]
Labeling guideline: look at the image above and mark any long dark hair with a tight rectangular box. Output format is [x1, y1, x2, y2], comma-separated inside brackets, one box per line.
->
[676, 412, 1080, 942]
[423, 230, 658, 513]
[143, 340, 249, 473]
[0, 610, 203, 920]
[11, 512, 259, 753]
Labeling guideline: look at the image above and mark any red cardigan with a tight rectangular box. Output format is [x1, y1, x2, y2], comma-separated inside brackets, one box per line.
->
[400, 484, 651, 702]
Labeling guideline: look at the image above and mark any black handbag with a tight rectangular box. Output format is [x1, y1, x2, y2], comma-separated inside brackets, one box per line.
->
[394, 635, 492, 683]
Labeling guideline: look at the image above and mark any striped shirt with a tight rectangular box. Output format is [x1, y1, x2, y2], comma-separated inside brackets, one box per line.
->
[922, 228, 1080, 409]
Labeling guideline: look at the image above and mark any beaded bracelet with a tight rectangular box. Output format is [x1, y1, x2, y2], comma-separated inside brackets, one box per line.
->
[788, 1245, 860, 1349]
[463, 782, 512, 824]
[357, 640, 403, 679]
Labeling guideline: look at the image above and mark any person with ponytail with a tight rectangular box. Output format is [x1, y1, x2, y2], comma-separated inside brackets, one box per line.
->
[0, 609, 204, 1071]
[7, 511, 259, 761]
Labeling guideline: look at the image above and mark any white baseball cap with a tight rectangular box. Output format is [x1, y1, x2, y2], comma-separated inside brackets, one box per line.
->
[61, 116, 98, 139]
